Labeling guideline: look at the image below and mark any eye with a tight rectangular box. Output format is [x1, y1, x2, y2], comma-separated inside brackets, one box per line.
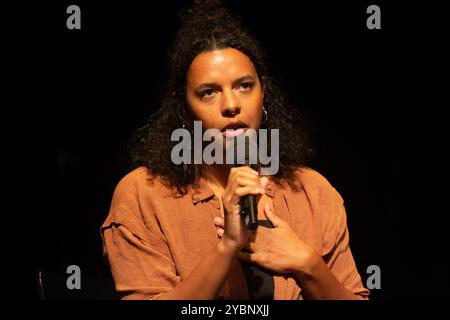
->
[198, 88, 216, 99]
[238, 82, 254, 91]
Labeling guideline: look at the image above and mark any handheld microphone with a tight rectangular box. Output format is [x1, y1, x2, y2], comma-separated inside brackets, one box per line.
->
[231, 136, 259, 230]
[240, 180, 259, 230]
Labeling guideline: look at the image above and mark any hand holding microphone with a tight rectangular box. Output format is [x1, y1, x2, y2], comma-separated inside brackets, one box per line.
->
[220, 166, 267, 250]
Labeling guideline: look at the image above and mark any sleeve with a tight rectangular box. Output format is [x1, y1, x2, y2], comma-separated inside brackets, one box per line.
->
[101, 177, 181, 300]
[322, 189, 370, 299]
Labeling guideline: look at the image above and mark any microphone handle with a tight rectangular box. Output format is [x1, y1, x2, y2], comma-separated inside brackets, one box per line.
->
[240, 194, 258, 230]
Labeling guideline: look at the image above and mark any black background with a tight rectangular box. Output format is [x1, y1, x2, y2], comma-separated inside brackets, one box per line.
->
[2, 0, 448, 300]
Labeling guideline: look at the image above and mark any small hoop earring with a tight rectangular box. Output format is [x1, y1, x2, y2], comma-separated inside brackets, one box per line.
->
[262, 107, 268, 122]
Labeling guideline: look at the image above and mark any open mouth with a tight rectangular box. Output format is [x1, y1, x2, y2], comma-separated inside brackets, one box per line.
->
[222, 127, 247, 137]
[221, 121, 249, 137]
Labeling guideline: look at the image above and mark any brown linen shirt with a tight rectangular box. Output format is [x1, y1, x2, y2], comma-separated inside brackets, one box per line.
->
[100, 166, 370, 300]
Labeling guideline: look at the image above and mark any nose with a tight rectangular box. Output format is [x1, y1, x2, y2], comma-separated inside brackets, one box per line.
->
[221, 90, 240, 117]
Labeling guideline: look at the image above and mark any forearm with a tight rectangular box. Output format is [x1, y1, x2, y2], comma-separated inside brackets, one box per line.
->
[295, 253, 365, 300]
[155, 239, 238, 300]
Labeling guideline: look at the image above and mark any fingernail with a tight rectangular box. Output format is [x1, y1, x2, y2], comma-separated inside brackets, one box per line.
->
[260, 177, 269, 188]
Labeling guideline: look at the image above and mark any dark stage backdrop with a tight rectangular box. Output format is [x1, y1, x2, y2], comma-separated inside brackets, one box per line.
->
[2, 1, 447, 300]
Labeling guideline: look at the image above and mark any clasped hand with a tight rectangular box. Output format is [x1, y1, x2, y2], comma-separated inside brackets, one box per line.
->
[215, 203, 319, 275]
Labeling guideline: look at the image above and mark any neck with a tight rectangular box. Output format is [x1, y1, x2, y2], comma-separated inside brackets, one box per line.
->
[203, 164, 231, 191]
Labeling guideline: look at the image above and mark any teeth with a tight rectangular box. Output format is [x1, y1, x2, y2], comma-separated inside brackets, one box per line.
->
[223, 128, 245, 137]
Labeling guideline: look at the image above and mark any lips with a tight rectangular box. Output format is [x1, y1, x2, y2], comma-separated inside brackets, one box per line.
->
[221, 121, 249, 137]
[222, 128, 247, 137]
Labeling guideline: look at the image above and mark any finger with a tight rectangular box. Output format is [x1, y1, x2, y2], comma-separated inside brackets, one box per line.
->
[217, 228, 224, 237]
[235, 176, 261, 189]
[229, 166, 258, 180]
[238, 252, 257, 263]
[229, 173, 260, 188]
[237, 166, 259, 176]
[214, 217, 224, 228]
[242, 239, 256, 252]
[225, 174, 260, 198]
[263, 203, 284, 228]
[237, 171, 261, 181]
[232, 186, 265, 203]
[259, 176, 269, 189]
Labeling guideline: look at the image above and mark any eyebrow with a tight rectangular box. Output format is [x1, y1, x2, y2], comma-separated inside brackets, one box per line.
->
[195, 75, 255, 91]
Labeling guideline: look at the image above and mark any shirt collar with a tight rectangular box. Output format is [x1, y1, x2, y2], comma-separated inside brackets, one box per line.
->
[190, 175, 277, 204]
[191, 176, 215, 204]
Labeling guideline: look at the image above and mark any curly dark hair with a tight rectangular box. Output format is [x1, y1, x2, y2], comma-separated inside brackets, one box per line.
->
[129, 0, 313, 195]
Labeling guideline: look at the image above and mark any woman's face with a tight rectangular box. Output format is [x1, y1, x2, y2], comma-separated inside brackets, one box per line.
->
[185, 48, 264, 136]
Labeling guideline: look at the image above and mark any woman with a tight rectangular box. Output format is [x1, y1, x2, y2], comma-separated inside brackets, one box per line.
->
[101, 0, 369, 300]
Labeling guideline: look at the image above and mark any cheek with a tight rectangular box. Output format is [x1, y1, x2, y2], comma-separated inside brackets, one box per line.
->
[248, 87, 264, 109]
[190, 104, 214, 121]
[245, 93, 264, 119]
[186, 101, 217, 129]
[186, 96, 206, 119]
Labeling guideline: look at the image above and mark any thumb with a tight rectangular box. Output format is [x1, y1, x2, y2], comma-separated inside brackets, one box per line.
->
[263, 203, 284, 228]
